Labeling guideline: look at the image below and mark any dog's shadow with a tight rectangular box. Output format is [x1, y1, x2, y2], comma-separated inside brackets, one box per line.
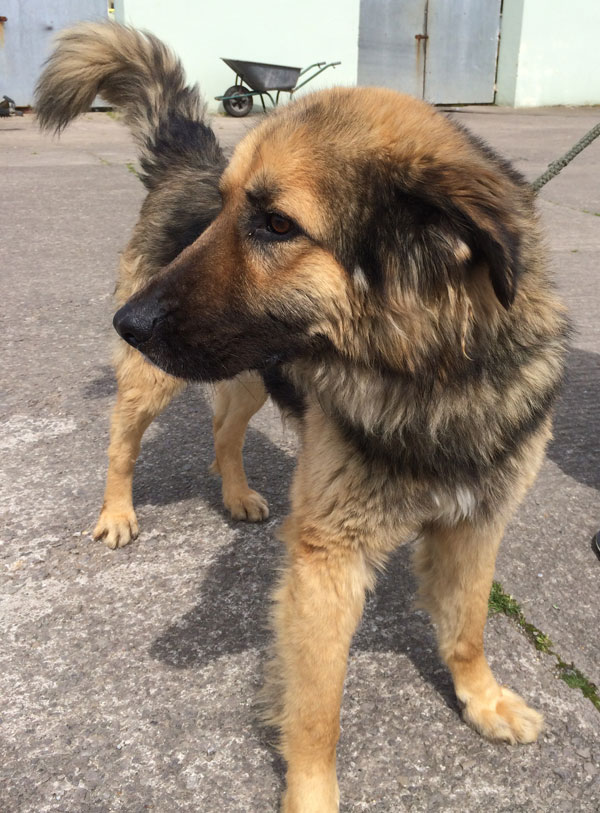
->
[137, 387, 453, 706]
[547, 347, 600, 491]
[149, 524, 452, 703]
[83, 364, 116, 400]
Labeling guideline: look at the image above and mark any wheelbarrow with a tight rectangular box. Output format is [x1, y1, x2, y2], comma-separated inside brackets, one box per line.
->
[0, 95, 23, 117]
[216, 58, 341, 117]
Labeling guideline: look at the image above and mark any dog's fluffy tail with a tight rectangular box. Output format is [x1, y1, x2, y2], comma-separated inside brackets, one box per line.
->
[35, 22, 223, 188]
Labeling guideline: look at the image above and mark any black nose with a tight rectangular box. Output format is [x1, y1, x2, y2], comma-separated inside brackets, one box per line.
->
[113, 301, 164, 348]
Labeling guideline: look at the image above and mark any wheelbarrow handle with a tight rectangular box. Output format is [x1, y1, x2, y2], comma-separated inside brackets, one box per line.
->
[294, 61, 342, 93]
[298, 62, 326, 77]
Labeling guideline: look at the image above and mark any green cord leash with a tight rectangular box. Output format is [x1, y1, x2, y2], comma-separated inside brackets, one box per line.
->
[531, 121, 600, 192]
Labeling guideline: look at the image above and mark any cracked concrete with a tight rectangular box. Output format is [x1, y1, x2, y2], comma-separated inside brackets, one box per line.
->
[1, 107, 599, 812]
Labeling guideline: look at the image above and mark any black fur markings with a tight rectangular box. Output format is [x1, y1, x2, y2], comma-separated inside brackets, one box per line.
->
[129, 285, 316, 383]
[261, 365, 307, 419]
[137, 113, 226, 267]
[333, 374, 560, 490]
[141, 112, 225, 189]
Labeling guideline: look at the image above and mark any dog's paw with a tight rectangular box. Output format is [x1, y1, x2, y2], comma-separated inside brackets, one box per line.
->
[93, 508, 139, 549]
[223, 488, 269, 522]
[462, 686, 543, 744]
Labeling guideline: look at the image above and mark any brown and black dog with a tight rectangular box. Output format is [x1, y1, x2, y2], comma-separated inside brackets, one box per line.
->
[37, 23, 568, 812]
[36, 23, 271, 547]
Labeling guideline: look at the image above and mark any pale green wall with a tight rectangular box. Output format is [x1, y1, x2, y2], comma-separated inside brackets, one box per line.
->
[497, 0, 600, 106]
[114, 0, 359, 113]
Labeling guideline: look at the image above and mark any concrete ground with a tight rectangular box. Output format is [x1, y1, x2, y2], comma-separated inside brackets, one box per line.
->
[1, 104, 599, 812]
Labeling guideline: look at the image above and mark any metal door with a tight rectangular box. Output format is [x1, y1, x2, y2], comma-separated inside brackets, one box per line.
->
[358, 0, 428, 97]
[0, 0, 107, 107]
[358, 0, 502, 104]
[425, 0, 501, 103]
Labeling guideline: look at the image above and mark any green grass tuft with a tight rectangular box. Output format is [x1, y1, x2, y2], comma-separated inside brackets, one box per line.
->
[489, 580, 600, 712]
[556, 660, 600, 711]
[488, 581, 521, 617]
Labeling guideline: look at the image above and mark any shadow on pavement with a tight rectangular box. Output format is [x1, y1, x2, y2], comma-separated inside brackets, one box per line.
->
[548, 347, 600, 491]
[149, 531, 455, 708]
[130, 385, 294, 520]
[145, 381, 456, 711]
[82, 364, 116, 400]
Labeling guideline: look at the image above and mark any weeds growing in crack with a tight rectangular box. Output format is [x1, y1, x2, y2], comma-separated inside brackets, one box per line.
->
[488, 581, 600, 712]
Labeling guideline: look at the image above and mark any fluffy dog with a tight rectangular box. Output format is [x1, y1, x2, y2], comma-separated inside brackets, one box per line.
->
[36, 24, 270, 549]
[37, 23, 568, 812]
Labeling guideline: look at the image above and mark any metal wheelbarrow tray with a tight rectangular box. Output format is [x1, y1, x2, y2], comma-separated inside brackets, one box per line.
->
[216, 57, 341, 117]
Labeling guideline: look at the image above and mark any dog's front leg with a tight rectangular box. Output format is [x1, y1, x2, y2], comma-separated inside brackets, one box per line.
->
[265, 519, 373, 813]
[414, 518, 543, 744]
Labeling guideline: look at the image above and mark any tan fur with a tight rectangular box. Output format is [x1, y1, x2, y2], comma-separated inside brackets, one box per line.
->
[414, 423, 550, 744]
[254, 406, 548, 810]
[93, 252, 181, 547]
[93, 340, 184, 548]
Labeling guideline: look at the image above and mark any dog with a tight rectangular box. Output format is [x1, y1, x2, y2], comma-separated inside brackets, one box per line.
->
[36, 23, 270, 550]
[37, 23, 569, 812]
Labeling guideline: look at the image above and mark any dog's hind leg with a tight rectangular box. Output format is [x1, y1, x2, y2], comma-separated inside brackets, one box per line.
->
[414, 518, 543, 744]
[210, 371, 269, 521]
[94, 342, 185, 549]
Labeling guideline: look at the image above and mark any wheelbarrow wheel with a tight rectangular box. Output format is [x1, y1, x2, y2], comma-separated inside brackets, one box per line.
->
[222, 85, 253, 117]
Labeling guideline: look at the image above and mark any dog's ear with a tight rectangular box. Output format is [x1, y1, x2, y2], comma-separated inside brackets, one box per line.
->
[413, 161, 525, 309]
[348, 160, 525, 309]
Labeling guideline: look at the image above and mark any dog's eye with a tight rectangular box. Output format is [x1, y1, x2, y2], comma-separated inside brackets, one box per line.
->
[267, 214, 292, 235]
[248, 211, 299, 243]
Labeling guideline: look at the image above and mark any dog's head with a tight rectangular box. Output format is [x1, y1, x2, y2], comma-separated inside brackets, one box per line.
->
[114, 87, 532, 381]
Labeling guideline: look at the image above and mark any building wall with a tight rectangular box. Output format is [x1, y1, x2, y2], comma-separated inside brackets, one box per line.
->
[116, 0, 599, 110]
[497, 0, 600, 106]
[114, 0, 359, 113]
